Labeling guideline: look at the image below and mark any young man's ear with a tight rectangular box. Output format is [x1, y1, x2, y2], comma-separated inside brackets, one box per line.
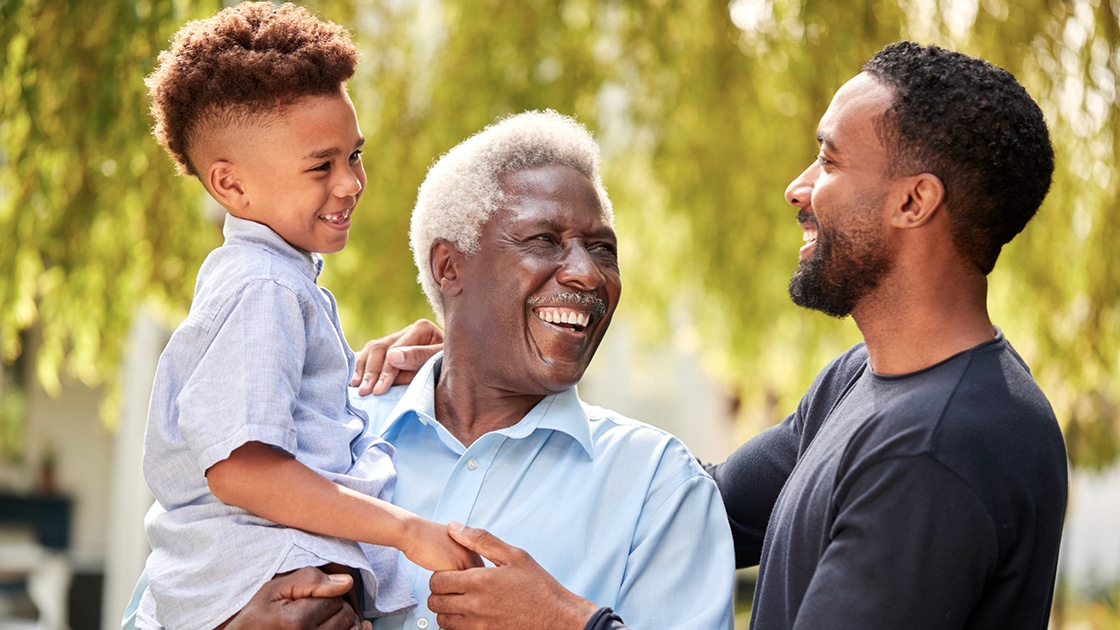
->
[891, 172, 945, 229]
[206, 160, 249, 212]
[430, 239, 464, 298]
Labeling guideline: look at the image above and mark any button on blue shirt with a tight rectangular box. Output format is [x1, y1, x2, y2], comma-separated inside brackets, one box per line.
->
[352, 353, 735, 630]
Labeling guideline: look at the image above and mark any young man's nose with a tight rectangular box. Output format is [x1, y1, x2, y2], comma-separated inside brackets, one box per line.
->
[785, 163, 816, 208]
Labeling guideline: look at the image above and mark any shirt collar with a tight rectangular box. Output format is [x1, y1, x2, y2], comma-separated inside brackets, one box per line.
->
[381, 352, 596, 458]
[223, 213, 324, 280]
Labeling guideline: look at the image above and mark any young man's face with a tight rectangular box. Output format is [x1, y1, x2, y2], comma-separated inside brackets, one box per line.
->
[235, 89, 366, 254]
[449, 163, 622, 395]
[783, 72, 898, 318]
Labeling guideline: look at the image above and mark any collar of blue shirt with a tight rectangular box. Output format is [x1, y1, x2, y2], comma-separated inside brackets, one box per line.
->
[376, 352, 596, 458]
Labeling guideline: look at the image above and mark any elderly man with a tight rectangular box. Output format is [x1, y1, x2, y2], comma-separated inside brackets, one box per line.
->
[360, 42, 1068, 630]
[123, 110, 734, 630]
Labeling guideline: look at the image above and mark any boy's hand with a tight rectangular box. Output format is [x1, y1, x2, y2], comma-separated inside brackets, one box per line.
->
[400, 517, 484, 572]
[351, 319, 444, 396]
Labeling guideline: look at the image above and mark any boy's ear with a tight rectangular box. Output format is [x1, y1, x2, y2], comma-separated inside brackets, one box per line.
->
[430, 239, 464, 298]
[890, 172, 945, 229]
[207, 160, 249, 211]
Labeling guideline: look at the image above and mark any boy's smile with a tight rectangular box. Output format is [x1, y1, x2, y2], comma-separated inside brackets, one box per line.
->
[221, 87, 366, 255]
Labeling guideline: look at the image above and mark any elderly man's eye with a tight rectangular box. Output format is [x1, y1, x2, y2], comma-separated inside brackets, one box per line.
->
[590, 242, 618, 258]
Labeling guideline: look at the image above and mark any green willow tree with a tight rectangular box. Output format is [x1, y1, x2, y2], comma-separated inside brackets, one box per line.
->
[2, 0, 1117, 469]
[0, 0, 223, 434]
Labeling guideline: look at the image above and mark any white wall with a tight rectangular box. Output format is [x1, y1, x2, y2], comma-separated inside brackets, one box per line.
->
[21, 380, 112, 572]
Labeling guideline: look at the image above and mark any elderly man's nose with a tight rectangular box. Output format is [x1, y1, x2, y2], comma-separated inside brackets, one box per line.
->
[557, 244, 605, 289]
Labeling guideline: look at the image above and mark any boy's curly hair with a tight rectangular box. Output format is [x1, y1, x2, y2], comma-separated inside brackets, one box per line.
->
[145, 2, 360, 177]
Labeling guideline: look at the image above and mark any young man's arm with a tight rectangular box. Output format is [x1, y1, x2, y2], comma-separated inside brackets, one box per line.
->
[207, 442, 481, 572]
[705, 417, 800, 568]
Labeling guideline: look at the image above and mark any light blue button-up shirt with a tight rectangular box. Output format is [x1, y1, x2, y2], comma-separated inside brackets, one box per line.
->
[353, 353, 735, 630]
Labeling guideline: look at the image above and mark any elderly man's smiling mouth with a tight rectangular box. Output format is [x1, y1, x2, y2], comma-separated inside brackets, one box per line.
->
[535, 307, 591, 332]
[528, 292, 607, 335]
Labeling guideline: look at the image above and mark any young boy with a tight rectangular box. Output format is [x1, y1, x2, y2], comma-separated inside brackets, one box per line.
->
[136, 3, 478, 628]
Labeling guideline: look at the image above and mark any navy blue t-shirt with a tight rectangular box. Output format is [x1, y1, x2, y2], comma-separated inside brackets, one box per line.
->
[712, 335, 1067, 629]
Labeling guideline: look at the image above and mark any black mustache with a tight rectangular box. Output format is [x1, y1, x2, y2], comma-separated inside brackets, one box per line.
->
[797, 209, 817, 225]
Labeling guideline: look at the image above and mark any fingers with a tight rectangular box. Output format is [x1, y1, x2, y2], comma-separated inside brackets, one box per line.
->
[400, 318, 445, 346]
[224, 567, 363, 630]
[275, 566, 354, 600]
[350, 337, 396, 395]
[312, 601, 367, 630]
[350, 320, 446, 396]
[446, 522, 523, 567]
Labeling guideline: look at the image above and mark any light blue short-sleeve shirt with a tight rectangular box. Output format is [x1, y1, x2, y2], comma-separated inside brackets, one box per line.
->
[137, 215, 414, 629]
[353, 354, 736, 630]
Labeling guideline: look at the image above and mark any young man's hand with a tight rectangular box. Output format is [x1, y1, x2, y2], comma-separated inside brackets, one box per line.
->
[350, 319, 444, 396]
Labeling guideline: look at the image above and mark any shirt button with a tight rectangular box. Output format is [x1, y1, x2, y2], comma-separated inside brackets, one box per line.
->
[417, 618, 429, 629]
[466, 458, 478, 471]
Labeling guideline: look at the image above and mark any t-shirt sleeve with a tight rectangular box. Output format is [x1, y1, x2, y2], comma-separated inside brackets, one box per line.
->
[706, 414, 800, 568]
[178, 278, 306, 472]
[793, 454, 997, 629]
[706, 344, 867, 569]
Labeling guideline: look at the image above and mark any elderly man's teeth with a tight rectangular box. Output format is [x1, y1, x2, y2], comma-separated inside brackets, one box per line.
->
[537, 308, 590, 328]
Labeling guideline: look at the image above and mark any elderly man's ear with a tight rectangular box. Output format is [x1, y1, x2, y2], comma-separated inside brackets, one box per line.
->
[430, 239, 464, 297]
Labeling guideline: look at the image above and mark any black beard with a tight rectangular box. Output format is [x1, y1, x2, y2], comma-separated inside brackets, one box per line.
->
[788, 228, 892, 318]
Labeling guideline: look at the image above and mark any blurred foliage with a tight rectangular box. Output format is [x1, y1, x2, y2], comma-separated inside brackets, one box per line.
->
[1, 0, 1117, 468]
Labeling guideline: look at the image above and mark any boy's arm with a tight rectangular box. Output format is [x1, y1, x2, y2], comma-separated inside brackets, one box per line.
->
[206, 442, 481, 571]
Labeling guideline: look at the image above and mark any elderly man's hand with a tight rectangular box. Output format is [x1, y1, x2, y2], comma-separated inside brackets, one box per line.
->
[427, 523, 599, 630]
[222, 567, 371, 630]
[350, 319, 444, 396]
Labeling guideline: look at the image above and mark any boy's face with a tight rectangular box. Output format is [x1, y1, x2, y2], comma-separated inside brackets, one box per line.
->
[233, 90, 366, 254]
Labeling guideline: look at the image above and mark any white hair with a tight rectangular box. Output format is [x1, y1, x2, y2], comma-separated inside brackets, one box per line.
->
[410, 110, 613, 323]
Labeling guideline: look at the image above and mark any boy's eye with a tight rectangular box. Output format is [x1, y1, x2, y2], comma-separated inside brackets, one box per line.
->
[349, 150, 363, 162]
[313, 162, 332, 172]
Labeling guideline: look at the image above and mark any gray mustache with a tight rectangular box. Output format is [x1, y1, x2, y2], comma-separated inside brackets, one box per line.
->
[528, 292, 607, 319]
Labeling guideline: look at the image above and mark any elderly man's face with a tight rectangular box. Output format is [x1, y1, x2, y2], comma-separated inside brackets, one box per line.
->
[452, 162, 621, 394]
